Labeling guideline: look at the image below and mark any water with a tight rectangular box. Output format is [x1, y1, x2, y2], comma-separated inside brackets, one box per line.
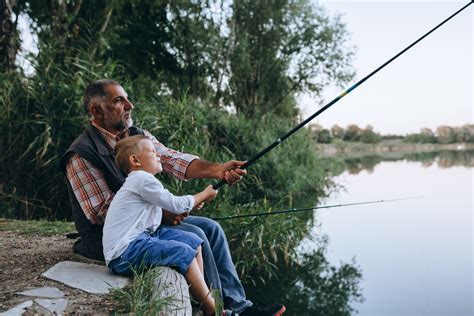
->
[317, 154, 473, 315]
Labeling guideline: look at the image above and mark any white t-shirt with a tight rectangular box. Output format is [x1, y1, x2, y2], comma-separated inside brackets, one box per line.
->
[102, 170, 195, 265]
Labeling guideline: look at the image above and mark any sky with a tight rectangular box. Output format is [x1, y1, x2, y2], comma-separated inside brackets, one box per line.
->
[300, 0, 473, 135]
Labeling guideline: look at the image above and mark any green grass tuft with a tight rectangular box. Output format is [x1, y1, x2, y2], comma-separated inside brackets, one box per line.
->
[0, 218, 75, 236]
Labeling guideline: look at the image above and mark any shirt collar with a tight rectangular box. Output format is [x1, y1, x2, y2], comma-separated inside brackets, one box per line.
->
[90, 122, 129, 149]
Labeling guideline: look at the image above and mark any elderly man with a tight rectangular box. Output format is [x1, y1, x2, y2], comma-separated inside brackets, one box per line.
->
[60, 79, 285, 316]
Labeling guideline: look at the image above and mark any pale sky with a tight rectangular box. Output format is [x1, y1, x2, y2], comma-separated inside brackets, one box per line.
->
[300, 0, 473, 135]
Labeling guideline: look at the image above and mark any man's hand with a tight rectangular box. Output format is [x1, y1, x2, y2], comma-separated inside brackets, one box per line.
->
[162, 209, 188, 226]
[220, 160, 247, 185]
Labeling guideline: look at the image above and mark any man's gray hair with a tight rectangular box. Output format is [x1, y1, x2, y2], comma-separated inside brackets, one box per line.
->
[83, 79, 120, 115]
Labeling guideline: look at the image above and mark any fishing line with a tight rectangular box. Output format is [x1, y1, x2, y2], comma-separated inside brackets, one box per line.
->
[211, 196, 423, 220]
[213, 1, 472, 189]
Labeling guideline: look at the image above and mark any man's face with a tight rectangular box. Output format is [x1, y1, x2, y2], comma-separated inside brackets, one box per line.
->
[96, 84, 134, 133]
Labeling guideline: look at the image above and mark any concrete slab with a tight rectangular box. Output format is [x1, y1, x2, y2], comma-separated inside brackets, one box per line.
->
[35, 298, 68, 315]
[16, 287, 64, 298]
[0, 300, 33, 316]
[42, 261, 129, 294]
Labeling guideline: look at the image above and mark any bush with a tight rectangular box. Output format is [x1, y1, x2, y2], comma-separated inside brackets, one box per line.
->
[0, 47, 123, 219]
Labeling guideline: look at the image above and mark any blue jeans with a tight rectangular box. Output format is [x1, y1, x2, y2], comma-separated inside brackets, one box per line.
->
[164, 215, 252, 313]
[108, 228, 203, 277]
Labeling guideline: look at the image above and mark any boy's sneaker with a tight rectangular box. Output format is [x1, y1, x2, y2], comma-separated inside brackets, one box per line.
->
[240, 303, 286, 316]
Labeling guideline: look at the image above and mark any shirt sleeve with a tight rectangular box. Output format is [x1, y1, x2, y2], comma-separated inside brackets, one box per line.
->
[65, 154, 115, 225]
[143, 130, 198, 180]
[139, 173, 194, 214]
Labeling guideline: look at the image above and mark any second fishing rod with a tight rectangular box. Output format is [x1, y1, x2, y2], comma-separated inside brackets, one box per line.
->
[213, 1, 472, 190]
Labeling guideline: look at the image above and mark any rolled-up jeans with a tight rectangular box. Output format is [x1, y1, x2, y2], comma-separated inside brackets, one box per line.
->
[163, 215, 252, 313]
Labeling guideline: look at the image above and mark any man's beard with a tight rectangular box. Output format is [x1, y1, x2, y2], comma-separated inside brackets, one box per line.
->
[116, 117, 133, 130]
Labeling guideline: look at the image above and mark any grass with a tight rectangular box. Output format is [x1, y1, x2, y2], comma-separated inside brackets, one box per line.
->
[109, 266, 186, 315]
[109, 264, 224, 315]
[0, 218, 75, 236]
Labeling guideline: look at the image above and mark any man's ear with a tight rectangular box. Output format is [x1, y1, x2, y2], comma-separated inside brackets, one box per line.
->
[90, 103, 104, 119]
[129, 154, 141, 167]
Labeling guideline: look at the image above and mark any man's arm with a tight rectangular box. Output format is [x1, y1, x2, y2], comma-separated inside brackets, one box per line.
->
[145, 130, 247, 185]
[185, 159, 247, 185]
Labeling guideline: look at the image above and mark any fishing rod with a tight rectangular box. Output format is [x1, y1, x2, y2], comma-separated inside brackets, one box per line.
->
[213, 1, 473, 190]
[211, 196, 423, 221]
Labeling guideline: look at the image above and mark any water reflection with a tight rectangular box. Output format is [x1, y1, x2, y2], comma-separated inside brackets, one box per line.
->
[244, 150, 473, 315]
[244, 247, 364, 316]
[343, 150, 474, 175]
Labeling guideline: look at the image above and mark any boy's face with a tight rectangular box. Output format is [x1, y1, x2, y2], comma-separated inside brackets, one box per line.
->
[134, 139, 162, 175]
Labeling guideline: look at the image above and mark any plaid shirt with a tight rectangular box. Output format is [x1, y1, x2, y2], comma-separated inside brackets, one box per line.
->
[65, 123, 198, 225]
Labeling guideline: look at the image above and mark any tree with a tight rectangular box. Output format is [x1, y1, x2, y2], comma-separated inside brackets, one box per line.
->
[344, 124, 361, 142]
[331, 124, 345, 139]
[359, 125, 380, 143]
[436, 125, 455, 144]
[0, 0, 18, 72]
[228, 0, 354, 118]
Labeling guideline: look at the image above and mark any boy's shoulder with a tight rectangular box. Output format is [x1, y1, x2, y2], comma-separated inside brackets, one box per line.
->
[127, 170, 161, 185]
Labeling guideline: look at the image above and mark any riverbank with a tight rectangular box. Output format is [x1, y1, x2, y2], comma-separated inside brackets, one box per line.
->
[315, 139, 474, 157]
[0, 219, 114, 314]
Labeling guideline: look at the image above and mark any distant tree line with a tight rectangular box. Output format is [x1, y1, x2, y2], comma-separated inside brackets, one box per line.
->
[309, 123, 474, 144]
[309, 123, 381, 143]
[405, 125, 474, 144]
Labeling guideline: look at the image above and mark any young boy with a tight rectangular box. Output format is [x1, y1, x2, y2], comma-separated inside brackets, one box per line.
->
[103, 135, 218, 315]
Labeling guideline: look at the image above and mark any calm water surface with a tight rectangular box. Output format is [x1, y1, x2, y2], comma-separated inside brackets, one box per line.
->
[316, 155, 473, 315]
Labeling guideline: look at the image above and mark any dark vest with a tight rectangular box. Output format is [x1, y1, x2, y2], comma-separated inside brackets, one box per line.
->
[60, 125, 145, 261]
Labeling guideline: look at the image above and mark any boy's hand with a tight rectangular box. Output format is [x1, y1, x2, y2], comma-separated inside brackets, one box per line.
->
[203, 185, 218, 202]
[162, 209, 187, 225]
[193, 202, 205, 211]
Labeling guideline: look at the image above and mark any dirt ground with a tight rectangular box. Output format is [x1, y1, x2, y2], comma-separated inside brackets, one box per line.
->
[0, 230, 116, 314]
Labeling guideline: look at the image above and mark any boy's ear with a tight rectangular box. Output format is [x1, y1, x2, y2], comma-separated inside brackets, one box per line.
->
[129, 154, 141, 167]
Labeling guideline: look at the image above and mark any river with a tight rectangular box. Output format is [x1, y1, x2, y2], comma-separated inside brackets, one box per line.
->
[316, 151, 473, 315]
[245, 150, 473, 315]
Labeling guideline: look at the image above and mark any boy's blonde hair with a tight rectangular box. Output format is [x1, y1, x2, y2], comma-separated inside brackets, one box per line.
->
[115, 135, 151, 173]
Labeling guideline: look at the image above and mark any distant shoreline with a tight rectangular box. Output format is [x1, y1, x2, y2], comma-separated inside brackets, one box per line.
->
[315, 140, 474, 157]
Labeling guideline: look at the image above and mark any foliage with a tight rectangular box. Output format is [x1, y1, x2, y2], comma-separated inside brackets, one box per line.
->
[245, 244, 364, 316]
[0, 1, 364, 313]
[0, 0, 20, 72]
[109, 267, 172, 315]
[358, 125, 381, 143]
[405, 124, 474, 144]
[330, 124, 345, 139]
[15, 0, 354, 119]
[0, 218, 74, 236]
[311, 123, 381, 144]
[229, 0, 354, 117]
[0, 44, 123, 219]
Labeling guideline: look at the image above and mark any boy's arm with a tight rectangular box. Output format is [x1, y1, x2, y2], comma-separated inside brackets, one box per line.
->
[161, 185, 217, 225]
[140, 174, 194, 214]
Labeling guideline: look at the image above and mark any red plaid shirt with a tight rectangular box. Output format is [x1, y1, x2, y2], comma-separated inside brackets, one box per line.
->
[65, 123, 198, 224]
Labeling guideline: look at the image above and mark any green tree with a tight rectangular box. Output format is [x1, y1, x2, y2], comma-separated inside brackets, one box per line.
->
[344, 124, 361, 142]
[331, 124, 345, 139]
[436, 125, 455, 144]
[0, 0, 19, 72]
[359, 125, 380, 143]
[228, 0, 354, 118]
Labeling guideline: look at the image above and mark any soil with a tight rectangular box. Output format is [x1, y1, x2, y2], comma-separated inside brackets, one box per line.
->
[0, 230, 116, 314]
